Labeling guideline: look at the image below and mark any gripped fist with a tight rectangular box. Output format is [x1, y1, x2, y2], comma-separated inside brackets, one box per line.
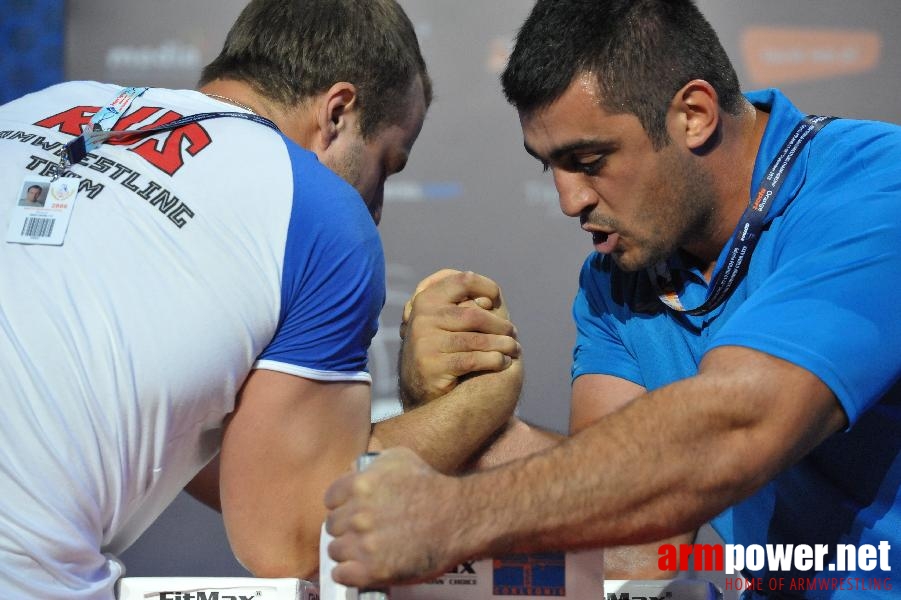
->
[324, 447, 465, 587]
[398, 270, 521, 409]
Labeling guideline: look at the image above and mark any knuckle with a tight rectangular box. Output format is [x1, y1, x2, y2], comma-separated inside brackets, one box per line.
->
[452, 353, 478, 374]
[351, 474, 373, 497]
[435, 305, 460, 324]
[445, 332, 475, 352]
[455, 270, 477, 286]
[362, 532, 381, 555]
[352, 510, 374, 532]
[502, 336, 520, 355]
[458, 307, 486, 330]
[465, 332, 490, 351]
[457, 333, 485, 352]
[481, 351, 507, 372]
[489, 351, 508, 370]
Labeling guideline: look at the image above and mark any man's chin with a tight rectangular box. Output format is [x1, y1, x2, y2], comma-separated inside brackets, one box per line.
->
[609, 252, 654, 273]
[610, 241, 676, 272]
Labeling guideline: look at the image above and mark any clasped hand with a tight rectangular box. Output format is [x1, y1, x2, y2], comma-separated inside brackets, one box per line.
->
[324, 269, 522, 587]
[398, 269, 521, 409]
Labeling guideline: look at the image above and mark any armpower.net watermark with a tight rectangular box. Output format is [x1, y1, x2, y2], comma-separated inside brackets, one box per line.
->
[659, 542, 893, 594]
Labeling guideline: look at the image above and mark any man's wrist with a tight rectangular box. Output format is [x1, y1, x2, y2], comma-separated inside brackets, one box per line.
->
[450, 466, 522, 564]
[397, 341, 422, 411]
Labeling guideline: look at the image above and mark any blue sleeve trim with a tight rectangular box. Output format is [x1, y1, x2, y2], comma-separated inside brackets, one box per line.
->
[254, 360, 372, 384]
[257, 139, 385, 377]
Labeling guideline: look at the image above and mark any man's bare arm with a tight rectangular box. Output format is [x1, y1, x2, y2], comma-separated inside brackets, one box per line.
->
[462, 416, 562, 471]
[217, 271, 522, 576]
[571, 374, 696, 580]
[463, 348, 845, 554]
[325, 345, 848, 587]
[220, 370, 371, 578]
[371, 362, 523, 474]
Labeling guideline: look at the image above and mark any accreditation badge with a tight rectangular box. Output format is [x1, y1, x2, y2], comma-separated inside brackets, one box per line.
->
[6, 176, 80, 246]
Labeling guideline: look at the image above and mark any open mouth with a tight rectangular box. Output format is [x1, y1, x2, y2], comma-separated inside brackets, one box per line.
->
[591, 231, 620, 254]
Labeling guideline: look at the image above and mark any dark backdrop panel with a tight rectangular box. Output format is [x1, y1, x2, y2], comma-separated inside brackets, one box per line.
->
[0, 0, 65, 104]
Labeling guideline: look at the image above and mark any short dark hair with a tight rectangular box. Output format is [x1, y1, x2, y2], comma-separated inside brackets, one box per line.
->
[200, 0, 432, 138]
[501, 0, 743, 148]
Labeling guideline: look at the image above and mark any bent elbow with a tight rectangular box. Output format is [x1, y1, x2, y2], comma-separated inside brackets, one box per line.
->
[231, 538, 319, 580]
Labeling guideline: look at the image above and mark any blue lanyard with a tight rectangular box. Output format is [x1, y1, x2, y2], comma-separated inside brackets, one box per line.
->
[652, 114, 837, 316]
[58, 87, 280, 174]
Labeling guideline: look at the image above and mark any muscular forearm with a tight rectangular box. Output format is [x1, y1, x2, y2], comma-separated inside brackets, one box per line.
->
[371, 362, 522, 473]
[456, 395, 709, 558]
[454, 350, 846, 560]
[462, 416, 562, 472]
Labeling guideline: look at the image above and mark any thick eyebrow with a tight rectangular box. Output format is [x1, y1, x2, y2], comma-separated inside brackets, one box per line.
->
[523, 138, 617, 163]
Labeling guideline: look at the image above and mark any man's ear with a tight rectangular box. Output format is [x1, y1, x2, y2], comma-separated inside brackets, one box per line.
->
[669, 79, 720, 153]
[316, 81, 359, 149]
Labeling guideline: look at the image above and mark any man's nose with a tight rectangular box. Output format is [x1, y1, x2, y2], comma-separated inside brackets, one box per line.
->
[553, 169, 598, 218]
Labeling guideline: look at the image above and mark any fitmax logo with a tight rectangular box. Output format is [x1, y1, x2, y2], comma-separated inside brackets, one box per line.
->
[448, 561, 477, 574]
[159, 592, 258, 600]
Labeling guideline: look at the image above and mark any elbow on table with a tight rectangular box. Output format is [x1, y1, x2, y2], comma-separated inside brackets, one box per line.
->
[230, 535, 320, 581]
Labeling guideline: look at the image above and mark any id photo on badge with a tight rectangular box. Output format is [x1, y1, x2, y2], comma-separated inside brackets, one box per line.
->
[18, 180, 47, 208]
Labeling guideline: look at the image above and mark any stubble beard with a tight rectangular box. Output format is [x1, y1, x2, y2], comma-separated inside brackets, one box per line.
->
[615, 151, 718, 273]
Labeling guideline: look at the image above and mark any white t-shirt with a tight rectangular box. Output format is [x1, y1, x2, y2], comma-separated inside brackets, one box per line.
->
[0, 82, 384, 599]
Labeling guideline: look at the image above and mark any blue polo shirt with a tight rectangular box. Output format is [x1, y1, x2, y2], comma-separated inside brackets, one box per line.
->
[572, 89, 901, 597]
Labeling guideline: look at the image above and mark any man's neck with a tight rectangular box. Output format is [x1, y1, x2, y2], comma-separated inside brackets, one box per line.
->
[198, 79, 315, 148]
[687, 102, 770, 280]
